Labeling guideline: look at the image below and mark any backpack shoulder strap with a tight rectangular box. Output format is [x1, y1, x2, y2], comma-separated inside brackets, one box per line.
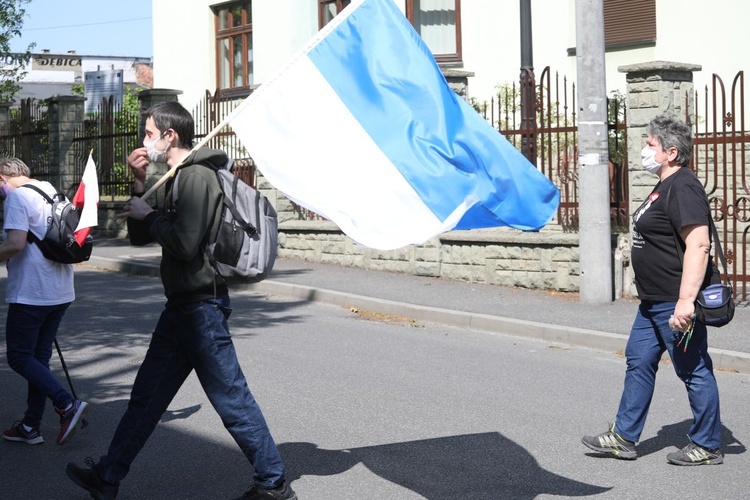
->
[21, 183, 56, 204]
[19, 184, 57, 245]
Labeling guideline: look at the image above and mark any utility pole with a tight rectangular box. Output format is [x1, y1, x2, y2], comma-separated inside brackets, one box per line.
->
[575, 0, 612, 303]
[519, 0, 535, 161]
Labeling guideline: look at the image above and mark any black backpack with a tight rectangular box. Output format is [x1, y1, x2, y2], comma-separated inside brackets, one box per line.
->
[21, 184, 93, 264]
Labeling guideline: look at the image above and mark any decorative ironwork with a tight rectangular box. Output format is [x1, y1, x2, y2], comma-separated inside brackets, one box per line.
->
[691, 70, 750, 301]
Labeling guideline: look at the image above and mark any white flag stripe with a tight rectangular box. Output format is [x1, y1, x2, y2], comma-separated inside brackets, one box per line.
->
[75, 154, 99, 231]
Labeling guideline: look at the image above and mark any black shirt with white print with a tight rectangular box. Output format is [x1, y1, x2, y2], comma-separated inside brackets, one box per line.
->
[631, 167, 717, 301]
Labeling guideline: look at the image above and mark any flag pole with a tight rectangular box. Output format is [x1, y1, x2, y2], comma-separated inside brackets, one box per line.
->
[139, 113, 235, 200]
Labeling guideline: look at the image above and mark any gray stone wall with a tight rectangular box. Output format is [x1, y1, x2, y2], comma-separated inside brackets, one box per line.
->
[278, 222, 581, 292]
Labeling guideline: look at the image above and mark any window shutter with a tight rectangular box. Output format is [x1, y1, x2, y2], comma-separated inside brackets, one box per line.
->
[603, 0, 656, 47]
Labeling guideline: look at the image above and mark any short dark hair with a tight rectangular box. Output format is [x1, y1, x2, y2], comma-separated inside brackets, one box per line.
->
[144, 101, 194, 149]
[0, 157, 30, 177]
[647, 115, 693, 167]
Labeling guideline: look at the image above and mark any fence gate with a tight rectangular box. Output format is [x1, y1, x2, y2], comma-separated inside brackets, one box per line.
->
[691, 71, 750, 302]
[477, 67, 628, 232]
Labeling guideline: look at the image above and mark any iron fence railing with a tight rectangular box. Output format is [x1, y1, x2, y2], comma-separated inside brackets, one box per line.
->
[474, 67, 629, 233]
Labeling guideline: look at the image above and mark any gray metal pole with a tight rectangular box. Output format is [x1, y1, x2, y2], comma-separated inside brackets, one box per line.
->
[519, 0, 535, 160]
[520, 0, 533, 70]
[575, 0, 612, 303]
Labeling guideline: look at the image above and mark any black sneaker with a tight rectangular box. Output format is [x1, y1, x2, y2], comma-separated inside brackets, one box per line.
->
[667, 442, 724, 465]
[235, 481, 298, 500]
[582, 424, 637, 460]
[66, 458, 119, 499]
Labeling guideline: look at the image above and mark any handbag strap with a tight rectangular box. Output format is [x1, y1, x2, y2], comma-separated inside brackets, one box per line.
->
[666, 184, 731, 287]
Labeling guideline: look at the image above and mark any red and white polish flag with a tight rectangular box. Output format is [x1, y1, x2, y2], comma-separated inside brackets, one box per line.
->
[72, 152, 99, 247]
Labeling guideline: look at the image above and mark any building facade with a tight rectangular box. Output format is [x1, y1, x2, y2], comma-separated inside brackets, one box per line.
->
[1, 50, 153, 103]
[152, 0, 750, 111]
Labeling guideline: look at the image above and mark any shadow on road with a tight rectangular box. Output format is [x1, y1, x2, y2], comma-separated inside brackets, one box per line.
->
[279, 433, 612, 499]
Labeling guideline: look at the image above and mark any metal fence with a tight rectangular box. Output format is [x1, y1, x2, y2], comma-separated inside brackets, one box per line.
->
[71, 97, 139, 200]
[0, 99, 50, 181]
[193, 89, 256, 188]
[475, 67, 629, 232]
[690, 71, 750, 301]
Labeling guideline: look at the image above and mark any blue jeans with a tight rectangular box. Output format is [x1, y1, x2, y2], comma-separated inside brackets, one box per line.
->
[96, 296, 286, 488]
[614, 300, 721, 449]
[5, 302, 73, 428]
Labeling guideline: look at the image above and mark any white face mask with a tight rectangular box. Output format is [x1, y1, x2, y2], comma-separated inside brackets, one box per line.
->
[640, 147, 663, 174]
[144, 132, 169, 163]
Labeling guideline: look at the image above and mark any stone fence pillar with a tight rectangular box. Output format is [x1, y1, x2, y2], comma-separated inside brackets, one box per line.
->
[618, 61, 701, 296]
[0, 102, 12, 136]
[47, 95, 86, 196]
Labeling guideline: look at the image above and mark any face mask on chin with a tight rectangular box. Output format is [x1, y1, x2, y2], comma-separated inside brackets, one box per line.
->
[640, 147, 663, 174]
[144, 132, 169, 163]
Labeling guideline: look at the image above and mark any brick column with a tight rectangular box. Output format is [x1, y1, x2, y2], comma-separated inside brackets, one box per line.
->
[47, 95, 86, 194]
[618, 61, 701, 296]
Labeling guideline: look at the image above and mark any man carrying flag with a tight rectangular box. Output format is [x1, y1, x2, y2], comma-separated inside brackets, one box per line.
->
[67, 102, 296, 500]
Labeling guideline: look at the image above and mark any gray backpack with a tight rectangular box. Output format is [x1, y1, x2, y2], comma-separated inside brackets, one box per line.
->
[203, 159, 278, 284]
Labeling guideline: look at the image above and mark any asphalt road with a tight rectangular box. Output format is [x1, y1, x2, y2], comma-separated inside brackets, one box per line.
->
[1, 267, 748, 499]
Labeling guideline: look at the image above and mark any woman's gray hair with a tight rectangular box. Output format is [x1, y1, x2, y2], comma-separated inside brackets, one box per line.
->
[0, 157, 30, 177]
[647, 115, 693, 166]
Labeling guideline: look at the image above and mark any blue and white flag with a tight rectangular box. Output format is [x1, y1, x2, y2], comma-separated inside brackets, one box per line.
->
[227, 0, 559, 250]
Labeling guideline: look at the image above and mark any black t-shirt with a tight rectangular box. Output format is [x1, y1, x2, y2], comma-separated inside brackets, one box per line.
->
[631, 167, 717, 301]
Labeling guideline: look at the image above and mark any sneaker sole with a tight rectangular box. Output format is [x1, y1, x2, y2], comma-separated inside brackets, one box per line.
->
[668, 456, 724, 466]
[58, 401, 89, 446]
[3, 434, 44, 445]
[582, 438, 637, 460]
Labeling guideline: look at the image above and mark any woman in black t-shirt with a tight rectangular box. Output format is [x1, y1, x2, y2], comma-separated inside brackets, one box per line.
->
[582, 115, 722, 466]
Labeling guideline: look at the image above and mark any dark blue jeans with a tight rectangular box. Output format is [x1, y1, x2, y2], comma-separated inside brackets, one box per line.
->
[96, 295, 286, 489]
[614, 300, 721, 449]
[5, 302, 73, 428]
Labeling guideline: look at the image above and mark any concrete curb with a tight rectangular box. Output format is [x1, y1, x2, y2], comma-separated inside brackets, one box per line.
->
[85, 255, 750, 375]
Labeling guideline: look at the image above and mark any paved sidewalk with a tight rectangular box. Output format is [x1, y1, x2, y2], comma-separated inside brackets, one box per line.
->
[84, 237, 750, 373]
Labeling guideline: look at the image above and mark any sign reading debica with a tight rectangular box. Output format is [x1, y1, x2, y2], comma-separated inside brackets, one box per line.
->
[84, 70, 123, 114]
[32, 55, 82, 72]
